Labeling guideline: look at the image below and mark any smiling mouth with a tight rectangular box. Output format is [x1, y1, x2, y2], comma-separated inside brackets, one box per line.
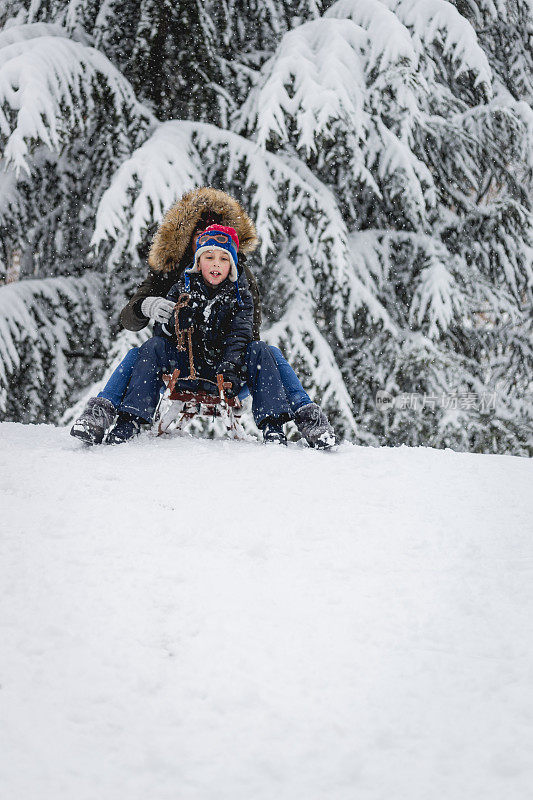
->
[210, 271, 221, 276]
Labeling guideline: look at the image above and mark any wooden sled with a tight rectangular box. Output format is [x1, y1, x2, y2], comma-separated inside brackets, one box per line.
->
[157, 370, 246, 440]
[155, 292, 247, 440]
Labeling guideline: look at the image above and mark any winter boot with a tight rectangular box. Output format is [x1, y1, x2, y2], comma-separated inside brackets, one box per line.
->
[70, 397, 117, 445]
[262, 420, 287, 446]
[294, 402, 336, 449]
[105, 413, 144, 445]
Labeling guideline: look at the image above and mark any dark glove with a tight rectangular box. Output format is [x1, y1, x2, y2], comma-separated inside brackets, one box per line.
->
[216, 362, 241, 398]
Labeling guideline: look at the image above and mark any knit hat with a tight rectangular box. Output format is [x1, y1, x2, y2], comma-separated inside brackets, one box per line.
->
[191, 225, 240, 282]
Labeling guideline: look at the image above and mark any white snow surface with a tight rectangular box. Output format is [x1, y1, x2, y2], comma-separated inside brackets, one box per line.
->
[1, 422, 532, 800]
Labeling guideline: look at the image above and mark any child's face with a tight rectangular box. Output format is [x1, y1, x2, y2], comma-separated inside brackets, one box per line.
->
[199, 250, 231, 286]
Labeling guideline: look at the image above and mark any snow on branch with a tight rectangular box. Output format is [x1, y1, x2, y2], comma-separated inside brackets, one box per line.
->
[237, 9, 433, 223]
[369, 120, 434, 219]
[238, 6, 426, 156]
[239, 18, 377, 153]
[383, 0, 492, 93]
[325, 0, 418, 69]
[408, 251, 465, 338]
[0, 23, 148, 173]
[263, 250, 358, 434]
[348, 229, 467, 337]
[0, 274, 108, 418]
[0, 158, 23, 222]
[91, 122, 204, 256]
[0, 21, 81, 47]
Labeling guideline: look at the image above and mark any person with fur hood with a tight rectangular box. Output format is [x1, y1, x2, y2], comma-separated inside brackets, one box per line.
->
[104, 224, 293, 443]
[70, 187, 336, 447]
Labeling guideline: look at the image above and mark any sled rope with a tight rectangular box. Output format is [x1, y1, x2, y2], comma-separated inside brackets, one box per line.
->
[171, 293, 233, 397]
[174, 293, 197, 379]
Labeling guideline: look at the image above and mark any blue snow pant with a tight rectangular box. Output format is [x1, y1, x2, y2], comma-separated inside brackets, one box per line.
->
[97, 347, 140, 407]
[238, 346, 311, 411]
[99, 344, 311, 412]
[117, 337, 293, 428]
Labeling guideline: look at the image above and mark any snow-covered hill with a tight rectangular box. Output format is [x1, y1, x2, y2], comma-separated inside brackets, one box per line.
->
[1, 423, 532, 800]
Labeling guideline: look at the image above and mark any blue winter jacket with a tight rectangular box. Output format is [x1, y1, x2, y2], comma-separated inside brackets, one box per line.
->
[154, 270, 254, 376]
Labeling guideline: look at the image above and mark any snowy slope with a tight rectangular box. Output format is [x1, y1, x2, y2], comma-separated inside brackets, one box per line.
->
[0, 422, 532, 800]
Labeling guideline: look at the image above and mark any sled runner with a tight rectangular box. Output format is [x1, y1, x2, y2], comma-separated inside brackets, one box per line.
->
[156, 371, 246, 439]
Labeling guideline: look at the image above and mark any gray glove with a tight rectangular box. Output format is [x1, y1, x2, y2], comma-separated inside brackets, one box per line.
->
[140, 296, 176, 324]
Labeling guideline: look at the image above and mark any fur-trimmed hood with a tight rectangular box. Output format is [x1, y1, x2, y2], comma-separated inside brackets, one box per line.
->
[148, 187, 259, 273]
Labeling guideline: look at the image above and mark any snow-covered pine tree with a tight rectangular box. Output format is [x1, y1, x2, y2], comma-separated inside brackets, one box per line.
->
[1, 0, 531, 453]
[454, 0, 533, 105]
[383, 0, 533, 454]
[232, 0, 533, 451]
[0, 12, 150, 418]
[0, 274, 109, 422]
[447, 0, 533, 453]
[0, 0, 292, 420]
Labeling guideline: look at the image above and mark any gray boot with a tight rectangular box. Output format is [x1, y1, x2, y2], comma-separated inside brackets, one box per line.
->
[70, 397, 117, 445]
[294, 402, 336, 449]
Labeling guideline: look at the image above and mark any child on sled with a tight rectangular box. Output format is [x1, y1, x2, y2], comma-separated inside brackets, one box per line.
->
[71, 187, 336, 447]
[100, 225, 294, 444]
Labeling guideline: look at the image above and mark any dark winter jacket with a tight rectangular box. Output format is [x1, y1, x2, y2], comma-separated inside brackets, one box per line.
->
[120, 187, 262, 338]
[155, 272, 254, 377]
